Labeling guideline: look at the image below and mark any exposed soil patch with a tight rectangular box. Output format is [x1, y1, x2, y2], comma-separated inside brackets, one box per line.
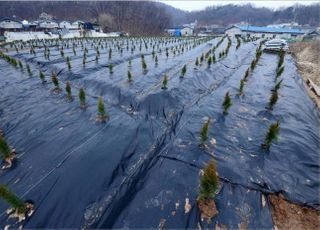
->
[290, 40, 320, 107]
[198, 198, 218, 223]
[269, 193, 320, 230]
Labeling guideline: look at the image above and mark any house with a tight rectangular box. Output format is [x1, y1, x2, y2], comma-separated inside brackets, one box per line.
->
[71, 20, 84, 30]
[0, 17, 23, 35]
[38, 19, 59, 30]
[39, 12, 53, 20]
[59, 21, 72, 29]
[225, 25, 305, 39]
[166, 26, 193, 37]
[303, 30, 320, 41]
[181, 26, 193, 36]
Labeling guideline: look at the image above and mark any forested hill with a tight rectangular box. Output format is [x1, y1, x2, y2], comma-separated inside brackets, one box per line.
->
[0, 1, 319, 35]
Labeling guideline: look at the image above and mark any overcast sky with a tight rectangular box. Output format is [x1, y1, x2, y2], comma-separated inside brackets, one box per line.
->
[158, 0, 319, 11]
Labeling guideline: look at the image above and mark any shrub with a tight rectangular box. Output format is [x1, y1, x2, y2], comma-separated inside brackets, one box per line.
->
[161, 74, 168, 89]
[222, 91, 232, 115]
[39, 71, 45, 83]
[79, 88, 86, 108]
[268, 90, 278, 110]
[65, 81, 72, 99]
[198, 160, 218, 200]
[97, 97, 108, 121]
[199, 119, 210, 147]
[262, 121, 280, 149]
[51, 72, 60, 90]
[181, 64, 187, 77]
[128, 71, 132, 82]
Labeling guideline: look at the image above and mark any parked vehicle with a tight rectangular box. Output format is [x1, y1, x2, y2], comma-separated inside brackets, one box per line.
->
[263, 39, 289, 53]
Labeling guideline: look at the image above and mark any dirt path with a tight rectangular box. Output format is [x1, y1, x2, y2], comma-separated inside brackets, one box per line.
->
[290, 40, 320, 107]
[269, 194, 320, 230]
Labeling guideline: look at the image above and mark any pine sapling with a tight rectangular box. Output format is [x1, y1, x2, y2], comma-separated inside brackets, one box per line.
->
[26, 64, 32, 76]
[207, 56, 212, 68]
[262, 121, 280, 150]
[79, 88, 86, 108]
[239, 79, 245, 95]
[273, 79, 283, 92]
[66, 56, 71, 70]
[109, 64, 113, 74]
[0, 137, 16, 169]
[161, 74, 168, 90]
[276, 66, 284, 78]
[198, 160, 218, 201]
[128, 70, 132, 82]
[222, 91, 232, 115]
[181, 64, 187, 78]
[65, 81, 72, 100]
[268, 90, 278, 110]
[0, 185, 34, 221]
[51, 72, 60, 91]
[195, 57, 199, 66]
[199, 119, 210, 147]
[97, 96, 108, 122]
[39, 71, 46, 83]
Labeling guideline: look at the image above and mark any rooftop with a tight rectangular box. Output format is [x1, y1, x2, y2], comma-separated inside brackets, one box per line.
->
[234, 25, 305, 34]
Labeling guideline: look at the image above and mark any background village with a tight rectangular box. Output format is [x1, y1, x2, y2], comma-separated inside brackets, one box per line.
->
[0, 11, 319, 43]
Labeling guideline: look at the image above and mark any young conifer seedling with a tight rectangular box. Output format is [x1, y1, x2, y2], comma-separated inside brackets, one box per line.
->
[268, 90, 278, 110]
[97, 96, 108, 122]
[51, 72, 60, 91]
[276, 66, 284, 78]
[109, 64, 113, 74]
[0, 137, 16, 169]
[261, 121, 280, 150]
[273, 79, 283, 92]
[0, 185, 34, 221]
[161, 74, 168, 89]
[199, 119, 210, 148]
[239, 79, 245, 95]
[181, 64, 187, 78]
[79, 88, 86, 108]
[207, 56, 212, 68]
[26, 64, 32, 76]
[197, 160, 219, 221]
[65, 81, 72, 100]
[128, 71, 132, 82]
[39, 71, 46, 83]
[222, 91, 232, 115]
[67, 56, 71, 70]
[195, 57, 199, 66]
[142, 59, 147, 72]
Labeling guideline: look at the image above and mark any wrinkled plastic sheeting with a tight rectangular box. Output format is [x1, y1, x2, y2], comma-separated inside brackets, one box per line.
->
[0, 37, 319, 228]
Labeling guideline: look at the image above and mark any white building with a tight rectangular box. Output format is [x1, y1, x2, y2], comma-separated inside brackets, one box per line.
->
[38, 19, 59, 29]
[225, 25, 305, 39]
[71, 20, 84, 30]
[181, 27, 193, 36]
[0, 18, 23, 30]
[59, 21, 72, 29]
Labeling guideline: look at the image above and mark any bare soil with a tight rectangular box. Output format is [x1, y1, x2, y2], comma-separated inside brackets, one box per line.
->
[269, 193, 320, 230]
[198, 198, 218, 223]
[290, 40, 320, 107]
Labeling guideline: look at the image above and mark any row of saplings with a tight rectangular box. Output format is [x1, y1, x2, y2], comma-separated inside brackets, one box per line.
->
[195, 44, 284, 223]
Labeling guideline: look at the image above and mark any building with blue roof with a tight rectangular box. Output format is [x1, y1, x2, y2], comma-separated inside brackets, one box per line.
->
[225, 25, 306, 39]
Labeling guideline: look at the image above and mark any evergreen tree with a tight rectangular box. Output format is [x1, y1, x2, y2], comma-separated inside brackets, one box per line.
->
[222, 91, 232, 115]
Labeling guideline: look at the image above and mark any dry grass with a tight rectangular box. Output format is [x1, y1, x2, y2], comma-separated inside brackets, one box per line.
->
[290, 40, 320, 106]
